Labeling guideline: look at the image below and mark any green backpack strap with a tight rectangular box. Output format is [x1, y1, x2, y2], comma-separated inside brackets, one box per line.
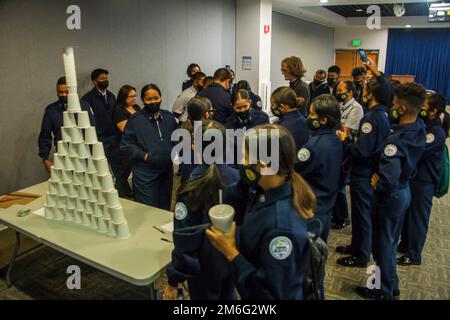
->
[434, 144, 449, 198]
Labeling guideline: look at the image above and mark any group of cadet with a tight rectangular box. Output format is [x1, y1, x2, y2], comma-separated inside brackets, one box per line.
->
[38, 56, 449, 300]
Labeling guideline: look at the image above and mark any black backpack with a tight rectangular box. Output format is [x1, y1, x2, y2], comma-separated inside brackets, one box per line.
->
[303, 220, 328, 300]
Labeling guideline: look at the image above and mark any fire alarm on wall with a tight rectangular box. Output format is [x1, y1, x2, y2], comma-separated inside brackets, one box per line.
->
[264, 25, 270, 33]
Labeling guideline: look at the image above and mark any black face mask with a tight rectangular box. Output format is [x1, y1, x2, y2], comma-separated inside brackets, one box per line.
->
[354, 81, 364, 89]
[239, 165, 261, 189]
[389, 107, 402, 124]
[327, 77, 338, 86]
[97, 80, 109, 91]
[307, 117, 322, 130]
[336, 93, 348, 103]
[313, 79, 322, 87]
[236, 109, 250, 121]
[271, 105, 283, 117]
[419, 109, 429, 122]
[58, 95, 68, 106]
[144, 102, 161, 114]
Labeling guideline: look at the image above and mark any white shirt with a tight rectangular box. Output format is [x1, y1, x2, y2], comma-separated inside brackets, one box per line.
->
[172, 86, 197, 122]
[340, 97, 364, 131]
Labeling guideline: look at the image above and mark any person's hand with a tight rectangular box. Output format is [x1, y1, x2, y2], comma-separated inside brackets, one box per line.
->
[337, 129, 347, 142]
[371, 173, 380, 189]
[206, 223, 239, 261]
[163, 285, 178, 300]
[363, 58, 381, 78]
[43, 160, 53, 172]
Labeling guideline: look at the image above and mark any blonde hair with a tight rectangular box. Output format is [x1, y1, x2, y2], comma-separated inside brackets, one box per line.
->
[282, 56, 307, 79]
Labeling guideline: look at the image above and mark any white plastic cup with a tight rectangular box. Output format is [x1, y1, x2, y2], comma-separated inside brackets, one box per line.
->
[66, 196, 77, 210]
[96, 158, 109, 176]
[97, 218, 108, 234]
[65, 209, 74, 222]
[93, 203, 103, 217]
[55, 207, 65, 220]
[100, 174, 114, 192]
[56, 195, 66, 208]
[61, 170, 72, 183]
[63, 47, 77, 85]
[53, 154, 64, 170]
[64, 156, 75, 171]
[76, 111, 90, 128]
[50, 167, 62, 182]
[84, 173, 93, 187]
[44, 206, 55, 220]
[84, 127, 98, 144]
[46, 192, 56, 207]
[78, 143, 91, 159]
[63, 112, 76, 127]
[97, 190, 106, 205]
[48, 180, 58, 194]
[67, 93, 81, 112]
[73, 171, 84, 185]
[91, 174, 102, 190]
[90, 215, 98, 230]
[208, 204, 235, 233]
[107, 221, 117, 237]
[86, 158, 97, 174]
[66, 184, 77, 198]
[84, 200, 94, 214]
[117, 222, 131, 239]
[82, 213, 91, 227]
[92, 142, 106, 160]
[57, 183, 68, 197]
[76, 198, 84, 211]
[73, 211, 82, 224]
[106, 190, 120, 208]
[61, 127, 72, 143]
[88, 188, 97, 203]
[109, 206, 125, 224]
[74, 158, 87, 172]
[57, 141, 68, 156]
[71, 127, 84, 143]
[79, 186, 88, 200]
[68, 143, 79, 157]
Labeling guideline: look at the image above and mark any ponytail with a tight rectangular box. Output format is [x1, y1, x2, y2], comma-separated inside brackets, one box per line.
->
[290, 171, 316, 220]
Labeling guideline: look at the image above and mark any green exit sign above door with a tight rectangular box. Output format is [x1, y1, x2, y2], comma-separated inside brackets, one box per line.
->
[353, 40, 361, 47]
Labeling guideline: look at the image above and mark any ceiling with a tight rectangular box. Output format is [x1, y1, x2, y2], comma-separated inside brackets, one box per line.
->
[272, 0, 450, 28]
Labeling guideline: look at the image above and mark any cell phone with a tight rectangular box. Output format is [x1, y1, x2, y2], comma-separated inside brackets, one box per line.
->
[358, 49, 371, 65]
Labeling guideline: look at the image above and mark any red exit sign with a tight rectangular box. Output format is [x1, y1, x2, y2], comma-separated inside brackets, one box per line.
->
[264, 25, 270, 33]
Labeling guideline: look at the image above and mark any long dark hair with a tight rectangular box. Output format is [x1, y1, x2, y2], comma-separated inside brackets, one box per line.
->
[115, 85, 137, 110]
[181, 96, 212, 132]
[177, 120, 226, 213]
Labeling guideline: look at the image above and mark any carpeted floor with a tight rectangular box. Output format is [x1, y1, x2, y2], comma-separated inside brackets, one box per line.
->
[1, 173, 449, 300]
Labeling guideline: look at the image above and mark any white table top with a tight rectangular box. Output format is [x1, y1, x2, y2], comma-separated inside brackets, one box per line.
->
[0, 182, 174, 286]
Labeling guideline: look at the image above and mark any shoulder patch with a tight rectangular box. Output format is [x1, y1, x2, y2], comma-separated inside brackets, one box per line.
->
[426, 133, 435, 144]
[174, 202, 188, 221]
[257, 101, 262, 108]
[384, 144, 398, 157]
[270, 236, 293, 260]
[361, 122, 373, 134]
[298, 148, 311, 162]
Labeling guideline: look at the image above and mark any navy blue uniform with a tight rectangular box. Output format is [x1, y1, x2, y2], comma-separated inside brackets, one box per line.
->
[120, 108, 177, 210]
[38, 100, 94, 160]
[372, 119, 426, 297]
[275, 110, 310, 152]
[167, 164, 239, 300]
[343, 105, 390, 263]
[295, 127, 343, 242]
[310, 82, 330, 101]
[197, 83, 232, 124]
[400, 117, 446, 262]
[81, 88, 117, 162]
[249, 91, 263, 111]
[226, 181, 310, 300]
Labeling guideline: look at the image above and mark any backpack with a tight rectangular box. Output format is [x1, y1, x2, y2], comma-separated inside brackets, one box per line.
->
[303, 220, 328, 300]
[434, 144, 449, 198]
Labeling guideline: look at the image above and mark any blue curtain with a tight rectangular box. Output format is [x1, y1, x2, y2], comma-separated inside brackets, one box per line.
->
[386, 28, 450, 103]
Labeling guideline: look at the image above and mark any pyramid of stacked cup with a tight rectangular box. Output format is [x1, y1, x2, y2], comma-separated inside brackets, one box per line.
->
[43, 47, 130, 240]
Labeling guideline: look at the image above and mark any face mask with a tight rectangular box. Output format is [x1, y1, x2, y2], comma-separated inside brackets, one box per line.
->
[239, 165, 261, 189]
[389, 107, 401, 124]
[419, 109, 429, 122]
[236, 109, 250, 121]
[271, 105, 283, 117]
[362, 95, 370, 104]
[313, 79, 322, 86]
[97, 80, 109, 90]
[327, 77, 337, 86]
[58, 95, 68, 106]
[336, 93, 348, 103]
[307, 117, 322, 130]
[354, 81, 364, 89]
[144, 101, 161, 114]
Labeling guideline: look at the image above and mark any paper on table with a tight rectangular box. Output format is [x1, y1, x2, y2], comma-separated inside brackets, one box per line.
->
[33, 207, 45, 217]
[160, 222, 173, 233]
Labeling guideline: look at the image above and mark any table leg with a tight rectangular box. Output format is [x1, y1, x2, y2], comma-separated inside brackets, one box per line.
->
[6, 231, 21, 287]
[149, 282, 157, 300]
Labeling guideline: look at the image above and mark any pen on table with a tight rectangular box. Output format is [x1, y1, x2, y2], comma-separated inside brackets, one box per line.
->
[161, 238, 173, 243]
[153, 225, 165, 234]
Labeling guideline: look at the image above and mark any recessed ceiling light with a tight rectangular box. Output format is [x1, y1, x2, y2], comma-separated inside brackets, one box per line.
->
[320, 0, 329, 3]
[405, 24, 412, 28]
[356, 9, 364, 12]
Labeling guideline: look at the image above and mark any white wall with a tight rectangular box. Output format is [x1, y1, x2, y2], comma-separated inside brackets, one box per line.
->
[334, 28, 389, 72]
[0, 0, 236, 195]
[270, 12, 335, 92]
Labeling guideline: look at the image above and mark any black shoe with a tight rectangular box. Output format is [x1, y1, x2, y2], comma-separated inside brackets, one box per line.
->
[335, 245, 352, 255]
[397, 244, 406, 254]
[393, 288, 400, 300]
[355, 286, 393, 300]
[332, 221, 349, 230]
[397, 255, 421, 266]
[337, 256, 368, 268]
